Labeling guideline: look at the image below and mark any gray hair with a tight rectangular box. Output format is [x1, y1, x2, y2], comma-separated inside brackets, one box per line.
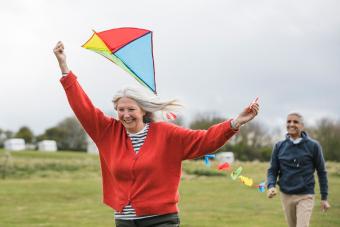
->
[113, 86, 182, 122]
[287, 112, 304, 125]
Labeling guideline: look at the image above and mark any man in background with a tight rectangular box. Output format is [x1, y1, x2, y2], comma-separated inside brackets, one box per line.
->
[267, 112, 330, 227]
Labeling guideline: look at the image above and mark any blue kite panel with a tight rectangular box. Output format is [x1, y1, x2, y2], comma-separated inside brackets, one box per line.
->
[115, 33, 155, 92]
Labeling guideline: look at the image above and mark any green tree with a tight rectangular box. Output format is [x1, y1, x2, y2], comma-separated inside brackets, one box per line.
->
[189, 113, 274, 161]
[37, 117, 87, 151]
[189, 112, 226, 130]
[309, 118, 340, 161]
[15, 126, 34, 143]
[0, 128, 4, 147]
[230, 121, 272, 161]
[189, 112, 227, 153]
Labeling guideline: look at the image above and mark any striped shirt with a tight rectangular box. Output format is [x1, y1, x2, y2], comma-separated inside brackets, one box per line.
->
[127, 123, 149, 154]
[114, 123, 156, 220]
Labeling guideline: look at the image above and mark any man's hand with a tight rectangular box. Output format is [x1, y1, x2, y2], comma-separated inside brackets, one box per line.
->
[267, 187, 277, 198]
[321, 200, 330, 212]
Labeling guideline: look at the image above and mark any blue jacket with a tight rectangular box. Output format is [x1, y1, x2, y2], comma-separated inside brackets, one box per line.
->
[267, 131, 328, 200]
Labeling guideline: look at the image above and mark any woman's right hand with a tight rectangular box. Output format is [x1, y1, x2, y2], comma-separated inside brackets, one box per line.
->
[53, 41, 69, 74]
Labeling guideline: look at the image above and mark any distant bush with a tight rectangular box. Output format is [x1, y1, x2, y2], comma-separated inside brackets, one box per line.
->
[185, 168, 224, 177]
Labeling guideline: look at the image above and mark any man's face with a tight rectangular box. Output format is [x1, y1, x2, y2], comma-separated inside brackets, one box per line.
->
[286, 114, 304, 139]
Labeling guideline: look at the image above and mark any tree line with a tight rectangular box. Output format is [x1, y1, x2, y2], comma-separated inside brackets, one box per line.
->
[1, 114, 339, 161]
[188, 113, 340, 162]
[0, 117, 87, 151]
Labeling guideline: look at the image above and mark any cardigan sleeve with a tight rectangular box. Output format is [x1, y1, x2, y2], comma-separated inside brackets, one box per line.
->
[60, 71, 114, 143]
[168, 119, 237, 160]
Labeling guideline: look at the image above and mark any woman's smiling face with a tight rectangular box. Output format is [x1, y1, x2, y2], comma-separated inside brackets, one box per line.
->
[116, 97, 145, 133]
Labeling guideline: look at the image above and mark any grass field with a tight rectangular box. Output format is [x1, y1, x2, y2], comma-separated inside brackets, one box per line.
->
[0, 149, 339, 227]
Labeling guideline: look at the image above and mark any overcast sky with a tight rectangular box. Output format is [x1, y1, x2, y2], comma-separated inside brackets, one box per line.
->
[1, 0, 339, 135]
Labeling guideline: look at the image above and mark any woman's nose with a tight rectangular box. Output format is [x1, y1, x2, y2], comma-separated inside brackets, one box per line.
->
[119, 110, 128, 117]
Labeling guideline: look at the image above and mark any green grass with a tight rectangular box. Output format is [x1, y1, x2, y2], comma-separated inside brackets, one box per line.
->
[0, 149, 339, 226]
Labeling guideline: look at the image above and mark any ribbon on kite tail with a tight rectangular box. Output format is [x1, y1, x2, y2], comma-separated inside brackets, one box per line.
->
[218, 162, 266, 192]
[203, 154, 216, 167]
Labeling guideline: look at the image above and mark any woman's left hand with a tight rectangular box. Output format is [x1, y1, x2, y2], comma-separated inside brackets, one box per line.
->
[233, 98, 259, 128]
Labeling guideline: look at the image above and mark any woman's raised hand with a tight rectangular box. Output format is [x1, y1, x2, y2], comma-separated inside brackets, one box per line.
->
[53, 41, 69, 74]
[233, 97, 260, 128]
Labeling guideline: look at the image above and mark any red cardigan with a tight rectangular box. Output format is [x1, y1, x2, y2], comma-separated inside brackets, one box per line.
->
[60, 71, 237, 216]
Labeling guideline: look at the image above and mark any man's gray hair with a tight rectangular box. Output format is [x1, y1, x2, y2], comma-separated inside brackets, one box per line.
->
[287, 112, 304, 125]
[113, 86, 182, 122]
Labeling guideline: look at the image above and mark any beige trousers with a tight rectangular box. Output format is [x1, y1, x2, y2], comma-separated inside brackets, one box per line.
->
[280, 192, 315, 227]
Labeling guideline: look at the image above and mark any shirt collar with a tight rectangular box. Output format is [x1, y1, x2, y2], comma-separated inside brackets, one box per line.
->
[127, 123, 149, 136]
[289, 137, 302, 144]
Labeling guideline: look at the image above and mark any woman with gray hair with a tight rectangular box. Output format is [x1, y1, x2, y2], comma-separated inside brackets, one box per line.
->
[54, 41, 259, 227]
[112, 85, 182, 124]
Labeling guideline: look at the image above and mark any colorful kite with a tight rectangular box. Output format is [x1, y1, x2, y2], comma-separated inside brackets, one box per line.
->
[82, 27, 157, 93]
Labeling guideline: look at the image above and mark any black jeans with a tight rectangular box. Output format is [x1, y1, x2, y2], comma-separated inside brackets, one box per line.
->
[115, 213, 180, 227]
